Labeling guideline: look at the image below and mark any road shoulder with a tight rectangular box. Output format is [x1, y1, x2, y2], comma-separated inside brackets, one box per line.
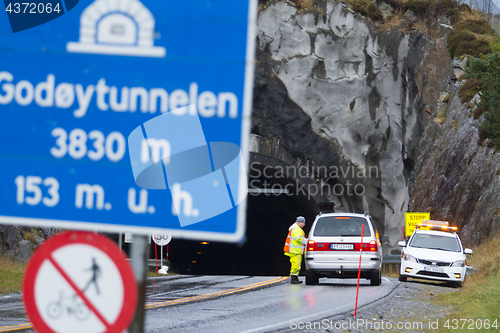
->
[278, 277, 458, 332]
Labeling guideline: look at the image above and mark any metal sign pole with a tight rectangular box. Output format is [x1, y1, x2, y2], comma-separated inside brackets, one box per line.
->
[160, 245, 163, 268]
[129, 235, 147, 333]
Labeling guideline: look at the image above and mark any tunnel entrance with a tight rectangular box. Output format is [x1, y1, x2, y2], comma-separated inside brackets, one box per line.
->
[167, 162, 320, 276]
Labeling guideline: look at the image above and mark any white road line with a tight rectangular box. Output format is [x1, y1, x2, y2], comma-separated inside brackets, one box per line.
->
[240, 278, 397, 333]
[238, 303, 354, 333]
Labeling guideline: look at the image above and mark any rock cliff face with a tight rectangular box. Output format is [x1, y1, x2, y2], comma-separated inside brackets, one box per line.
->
[410, 84, 500, 247]
[253, 0, 452, 249]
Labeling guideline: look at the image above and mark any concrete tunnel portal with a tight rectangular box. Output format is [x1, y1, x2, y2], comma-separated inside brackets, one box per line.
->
[166, 152, 325, 276]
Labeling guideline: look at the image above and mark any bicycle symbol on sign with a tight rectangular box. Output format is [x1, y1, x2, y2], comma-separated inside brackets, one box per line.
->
[46, 291, 90, 321]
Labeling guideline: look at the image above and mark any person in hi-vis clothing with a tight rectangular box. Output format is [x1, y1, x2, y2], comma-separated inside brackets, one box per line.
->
[283, 216, 308, 284]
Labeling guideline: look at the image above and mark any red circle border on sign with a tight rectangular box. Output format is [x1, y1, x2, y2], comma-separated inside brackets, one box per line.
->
[23, 231, 138, 333]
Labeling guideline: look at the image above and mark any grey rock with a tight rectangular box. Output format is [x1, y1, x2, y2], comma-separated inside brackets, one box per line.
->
[0, 225, 23, 257]
[454, 68, 465, 81]
[15, 239, 33, 262]
[378, 2, 394, 20]
[404, 9, 418, 23]
[410, 82, 500, 246]
[460, 57, 468, 71]
[439, 23, 454, 30]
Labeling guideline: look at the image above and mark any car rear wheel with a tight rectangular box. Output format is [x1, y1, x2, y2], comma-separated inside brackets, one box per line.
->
[370, 269, 381, 286]
[398, 273, 407, 282]
[305, 271, 318, 285]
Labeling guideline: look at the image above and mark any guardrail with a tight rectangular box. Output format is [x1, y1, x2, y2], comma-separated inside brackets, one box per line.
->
[127, 259, 169, 267]
[382, 255, 401, 264]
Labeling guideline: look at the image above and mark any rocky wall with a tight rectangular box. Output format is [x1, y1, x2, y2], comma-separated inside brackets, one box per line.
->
[410, 83, 500, 247]
[254, 0, 450, 250]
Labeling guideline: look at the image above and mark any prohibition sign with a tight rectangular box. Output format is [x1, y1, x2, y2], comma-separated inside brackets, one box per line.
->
[23, 231, 137, 333]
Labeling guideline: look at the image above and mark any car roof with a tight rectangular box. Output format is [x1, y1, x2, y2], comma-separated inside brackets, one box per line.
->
[317, 212, 370, 219]
[413, 229, 458, 238]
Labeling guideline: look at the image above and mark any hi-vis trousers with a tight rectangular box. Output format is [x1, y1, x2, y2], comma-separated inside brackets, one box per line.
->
[284, 252, 302, 276]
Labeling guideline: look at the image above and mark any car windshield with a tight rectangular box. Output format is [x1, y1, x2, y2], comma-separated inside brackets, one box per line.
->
[313, 217, 371, 237]
[409, 233, 461, 252]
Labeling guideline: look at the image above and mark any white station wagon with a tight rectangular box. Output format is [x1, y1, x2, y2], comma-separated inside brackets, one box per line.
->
[304, 213, 383, 286]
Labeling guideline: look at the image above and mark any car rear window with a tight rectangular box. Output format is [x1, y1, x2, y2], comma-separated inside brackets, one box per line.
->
[313, 217, 372, 237]
[409, 234, 461, 252]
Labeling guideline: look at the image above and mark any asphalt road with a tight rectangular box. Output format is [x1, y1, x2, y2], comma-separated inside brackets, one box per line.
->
[0, 275, 398, 332]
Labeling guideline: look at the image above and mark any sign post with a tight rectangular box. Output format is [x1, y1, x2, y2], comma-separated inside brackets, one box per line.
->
[152, 234, 171, 268]
[129, 234, 148, 333]
[0, 0, 258, 243]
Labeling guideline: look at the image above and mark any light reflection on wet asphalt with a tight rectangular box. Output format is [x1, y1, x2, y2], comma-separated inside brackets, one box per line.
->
[0, 275, 397, 332]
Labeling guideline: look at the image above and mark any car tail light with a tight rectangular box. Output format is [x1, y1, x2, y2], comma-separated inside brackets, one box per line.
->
[307, 240, 315, 251]
[353, 243, 377, 251]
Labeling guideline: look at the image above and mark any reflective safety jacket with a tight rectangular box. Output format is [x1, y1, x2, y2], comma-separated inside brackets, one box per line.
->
[283, 223, 307, 255]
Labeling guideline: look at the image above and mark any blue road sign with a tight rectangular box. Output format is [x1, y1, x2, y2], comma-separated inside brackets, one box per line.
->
[0, 0, 257, 242]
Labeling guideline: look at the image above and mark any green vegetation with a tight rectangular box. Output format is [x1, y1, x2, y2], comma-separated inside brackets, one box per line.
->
[460, 52, 500, 149]
[23, 231, 37, 245]
[0, 256, 26, 295]
[431, 237, 500, 332]
[435, 108, 448, 123]
[259, 0, 489, 51]
[447, 15, 495, 58]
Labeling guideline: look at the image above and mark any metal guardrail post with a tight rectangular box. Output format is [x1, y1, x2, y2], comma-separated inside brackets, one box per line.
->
[129, 235, 148, 333]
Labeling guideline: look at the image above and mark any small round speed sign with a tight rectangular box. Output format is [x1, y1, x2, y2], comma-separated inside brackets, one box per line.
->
[152, 234, 171, 246]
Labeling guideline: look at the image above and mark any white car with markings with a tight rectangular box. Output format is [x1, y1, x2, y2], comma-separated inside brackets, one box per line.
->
[398, 221, 472, 287]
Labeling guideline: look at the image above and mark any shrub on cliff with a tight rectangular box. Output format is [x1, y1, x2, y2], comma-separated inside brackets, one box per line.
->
[465, 53, 500, 150]
[447, 14, 495, 58]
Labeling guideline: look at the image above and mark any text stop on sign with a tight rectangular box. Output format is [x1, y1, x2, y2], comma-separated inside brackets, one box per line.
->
[23, 231, 137, 333]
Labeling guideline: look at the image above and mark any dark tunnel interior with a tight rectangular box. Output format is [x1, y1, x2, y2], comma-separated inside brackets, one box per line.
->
[167, 194, 316, 276]
[162, 164, 319, 276]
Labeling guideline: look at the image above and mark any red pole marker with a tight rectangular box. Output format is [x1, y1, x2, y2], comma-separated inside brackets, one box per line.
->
[354, 224, 364, 317]
[155, 240, 158, 276]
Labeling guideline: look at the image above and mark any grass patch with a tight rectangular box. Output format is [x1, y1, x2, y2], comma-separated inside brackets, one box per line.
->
[23, 231, 37, 245]
[458, 77, 481, 105]
[430, 237, 500, 332]
[447, 10, 495, 58]
[344, 0, 385, 23]
[0, 256, 26, 295]
[435, 108, 448, 123]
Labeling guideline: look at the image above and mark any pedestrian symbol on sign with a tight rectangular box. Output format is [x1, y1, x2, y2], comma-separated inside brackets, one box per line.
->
[83, 258, 101, 295]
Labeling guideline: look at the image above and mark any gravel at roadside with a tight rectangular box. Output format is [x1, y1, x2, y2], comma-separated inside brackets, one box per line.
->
[277, 277, 458, 333]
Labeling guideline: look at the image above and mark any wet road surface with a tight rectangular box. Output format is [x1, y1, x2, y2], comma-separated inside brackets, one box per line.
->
[0, 275, 398, 332]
